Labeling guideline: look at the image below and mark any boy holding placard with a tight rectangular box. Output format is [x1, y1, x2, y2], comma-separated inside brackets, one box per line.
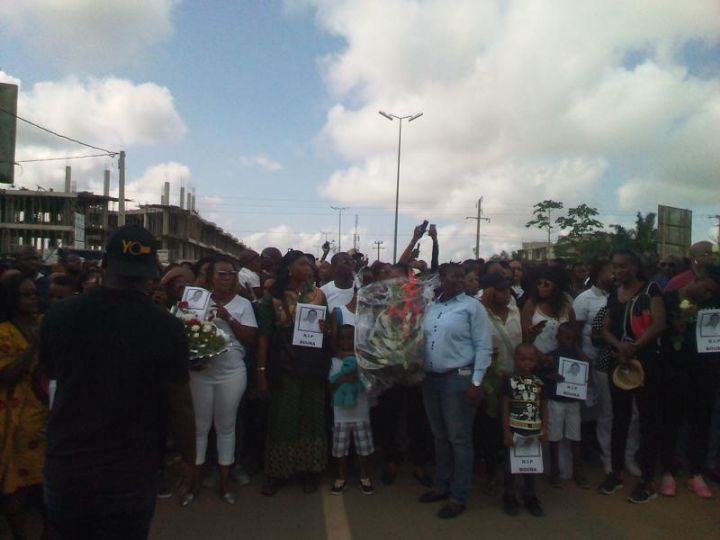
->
[501, 343, 548, 517]
[539, 322, 590, 489]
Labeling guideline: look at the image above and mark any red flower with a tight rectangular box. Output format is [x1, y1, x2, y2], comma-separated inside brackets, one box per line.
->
[178, 301, 189, 310]
[188, 319, 201, 327]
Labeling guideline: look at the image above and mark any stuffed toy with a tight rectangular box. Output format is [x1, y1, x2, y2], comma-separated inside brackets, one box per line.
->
[330, 355, 365, 408]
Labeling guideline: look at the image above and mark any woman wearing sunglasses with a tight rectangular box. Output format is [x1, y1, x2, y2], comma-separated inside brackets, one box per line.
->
[185, 258, 258, 506]
[521, 266, 576, 355]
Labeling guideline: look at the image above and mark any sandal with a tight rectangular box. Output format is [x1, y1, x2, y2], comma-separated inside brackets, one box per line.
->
[413, 470, 434, 488]
[302, 474, 318, 494]
[220, 491, 237, 505]
[261, 477, 279, 497]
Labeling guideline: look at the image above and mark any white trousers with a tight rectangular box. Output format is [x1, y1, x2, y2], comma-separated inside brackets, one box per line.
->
[190, 368, 247, 466]
[594, 370, 639, 470]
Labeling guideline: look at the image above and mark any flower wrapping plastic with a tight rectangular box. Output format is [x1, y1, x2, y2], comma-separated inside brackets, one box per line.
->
[175, 301, 229, 369]
[355, 274, 438, 391]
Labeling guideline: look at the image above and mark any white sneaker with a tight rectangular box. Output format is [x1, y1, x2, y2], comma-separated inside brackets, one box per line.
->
[232, 465, 251, 486]
[625, 460, 642, 477]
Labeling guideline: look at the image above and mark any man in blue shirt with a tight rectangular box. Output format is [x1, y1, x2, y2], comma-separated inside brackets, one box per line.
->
[419, 262, 492, 518]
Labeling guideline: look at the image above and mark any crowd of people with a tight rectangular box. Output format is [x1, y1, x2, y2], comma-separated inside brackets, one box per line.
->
[0, 223, 719, 539]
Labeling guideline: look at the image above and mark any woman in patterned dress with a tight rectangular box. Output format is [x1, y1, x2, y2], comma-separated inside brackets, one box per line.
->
[0, 272, 49, 539]
[255, 251, 329, 496]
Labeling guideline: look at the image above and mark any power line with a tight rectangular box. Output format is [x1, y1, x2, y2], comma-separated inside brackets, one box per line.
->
[1, 153, 115, 164]
[0, 106, 118, 155]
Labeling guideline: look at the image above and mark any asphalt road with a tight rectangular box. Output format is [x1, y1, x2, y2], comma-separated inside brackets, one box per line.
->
[149, 465, 720, 540]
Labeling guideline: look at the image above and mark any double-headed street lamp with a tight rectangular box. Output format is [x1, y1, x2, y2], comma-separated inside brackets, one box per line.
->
[378, 110, 423, 263]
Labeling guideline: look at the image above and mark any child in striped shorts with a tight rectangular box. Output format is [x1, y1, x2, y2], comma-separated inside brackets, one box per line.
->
[329, 321, 375, 495]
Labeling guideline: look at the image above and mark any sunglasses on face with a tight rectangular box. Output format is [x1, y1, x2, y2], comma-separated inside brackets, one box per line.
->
[216, 271, 238, 278]
[537, 280, 554, 287]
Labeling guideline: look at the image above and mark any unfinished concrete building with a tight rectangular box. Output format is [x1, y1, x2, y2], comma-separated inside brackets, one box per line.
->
[1, 170, 245, 263]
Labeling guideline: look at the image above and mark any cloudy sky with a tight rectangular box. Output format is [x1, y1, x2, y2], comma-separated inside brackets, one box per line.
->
[1, 0, 718, 260]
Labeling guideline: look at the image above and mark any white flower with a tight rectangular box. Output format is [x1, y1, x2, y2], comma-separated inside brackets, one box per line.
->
[191, 325, 200, 332]
[202, 323, 212, 333]
[192, 333, 199, 339]
[182, 313, 193, 322]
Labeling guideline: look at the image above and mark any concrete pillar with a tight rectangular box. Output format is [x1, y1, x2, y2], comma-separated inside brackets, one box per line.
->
[163, 182, 170, 207]
[102, 170, 110, 231]
[180, 186, 185, 210]
[64, 166, 71, 193]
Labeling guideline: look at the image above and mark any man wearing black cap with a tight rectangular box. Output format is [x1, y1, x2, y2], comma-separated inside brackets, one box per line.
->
[40, 225, 196, 540]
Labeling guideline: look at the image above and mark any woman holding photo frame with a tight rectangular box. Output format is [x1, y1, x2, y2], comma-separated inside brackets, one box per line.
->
[185, 258, 258, 506]
[255, 251, 329, 496]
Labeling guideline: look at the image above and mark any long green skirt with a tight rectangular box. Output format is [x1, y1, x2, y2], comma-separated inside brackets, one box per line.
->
[265, 374, 327, 479]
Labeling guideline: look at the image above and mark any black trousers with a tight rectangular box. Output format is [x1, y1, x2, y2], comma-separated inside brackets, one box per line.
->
[660, 361, 720, 475]
[503, 460, 536, 499]
[371, 385, 433, 467]
[473, 404, 503, 478]
[609, 356, 660, 483]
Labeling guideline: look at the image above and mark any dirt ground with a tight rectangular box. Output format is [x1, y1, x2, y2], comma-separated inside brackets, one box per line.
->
[148, 465, 720, 540]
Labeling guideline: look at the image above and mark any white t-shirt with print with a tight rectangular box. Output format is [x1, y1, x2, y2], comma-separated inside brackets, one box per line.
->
[207, 295, 258, 380]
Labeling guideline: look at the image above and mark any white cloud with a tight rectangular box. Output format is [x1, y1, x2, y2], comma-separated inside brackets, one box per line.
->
[0, 0, 178, 69]
[120, 161, 191, 208]
[306, 0, 720, 258]
[0, 71, 187, 193]
[239, 154, 283, 172]
[243, 226, 325, 255]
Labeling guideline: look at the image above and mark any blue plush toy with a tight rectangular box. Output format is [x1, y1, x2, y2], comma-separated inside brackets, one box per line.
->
[330, 355, 365, 408]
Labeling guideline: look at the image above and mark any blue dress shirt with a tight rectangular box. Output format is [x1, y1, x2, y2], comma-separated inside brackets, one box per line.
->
[423, 292, 493, 385]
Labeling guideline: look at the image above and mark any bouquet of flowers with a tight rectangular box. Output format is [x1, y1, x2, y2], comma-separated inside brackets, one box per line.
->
[355, 274, 438, 391]
[176, 301, 229, 370]
[671, 298, 698, 351]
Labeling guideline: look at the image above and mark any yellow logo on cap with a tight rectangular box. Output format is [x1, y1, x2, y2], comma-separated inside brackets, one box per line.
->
[122, 240, 152, 256]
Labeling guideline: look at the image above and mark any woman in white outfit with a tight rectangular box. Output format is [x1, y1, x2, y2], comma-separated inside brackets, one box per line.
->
[521, 266, 575, 354]
[187, 258, 258, 505]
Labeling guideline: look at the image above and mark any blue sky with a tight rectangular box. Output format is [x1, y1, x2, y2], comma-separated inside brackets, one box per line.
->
[1, 1, 718, 259]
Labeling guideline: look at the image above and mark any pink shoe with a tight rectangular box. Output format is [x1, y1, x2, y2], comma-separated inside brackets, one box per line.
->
[660, 475, 676, 497]
[687, 476, 713, 499]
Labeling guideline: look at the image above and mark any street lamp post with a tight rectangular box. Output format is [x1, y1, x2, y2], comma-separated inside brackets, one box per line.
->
[331, 206, 348, 252]
[379, 110, 423, 263]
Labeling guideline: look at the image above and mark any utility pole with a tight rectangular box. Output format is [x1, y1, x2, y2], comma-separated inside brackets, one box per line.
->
[373, 240, 385, 262]
[353, 214, 359, 251]
[712, 215, 720, 246]
[118, 150, 126, 226]
[331, 206, 349, 252]
[465, 197, 490, 259]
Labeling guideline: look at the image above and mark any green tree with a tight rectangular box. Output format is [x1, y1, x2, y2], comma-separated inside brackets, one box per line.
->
[609, 212, 657, 253]
[554, 204, 606, 260]
[555, 204, 604, 239]
[525, 200, 564, 249]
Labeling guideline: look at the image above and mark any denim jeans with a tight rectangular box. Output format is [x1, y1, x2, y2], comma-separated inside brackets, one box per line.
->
[45, 483, 156, 540]
[422, 370, 476, 504]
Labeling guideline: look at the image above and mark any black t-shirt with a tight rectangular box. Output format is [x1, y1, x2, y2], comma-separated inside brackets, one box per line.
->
[606, 281, 661, 365]
[40, 287, 189, 494]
